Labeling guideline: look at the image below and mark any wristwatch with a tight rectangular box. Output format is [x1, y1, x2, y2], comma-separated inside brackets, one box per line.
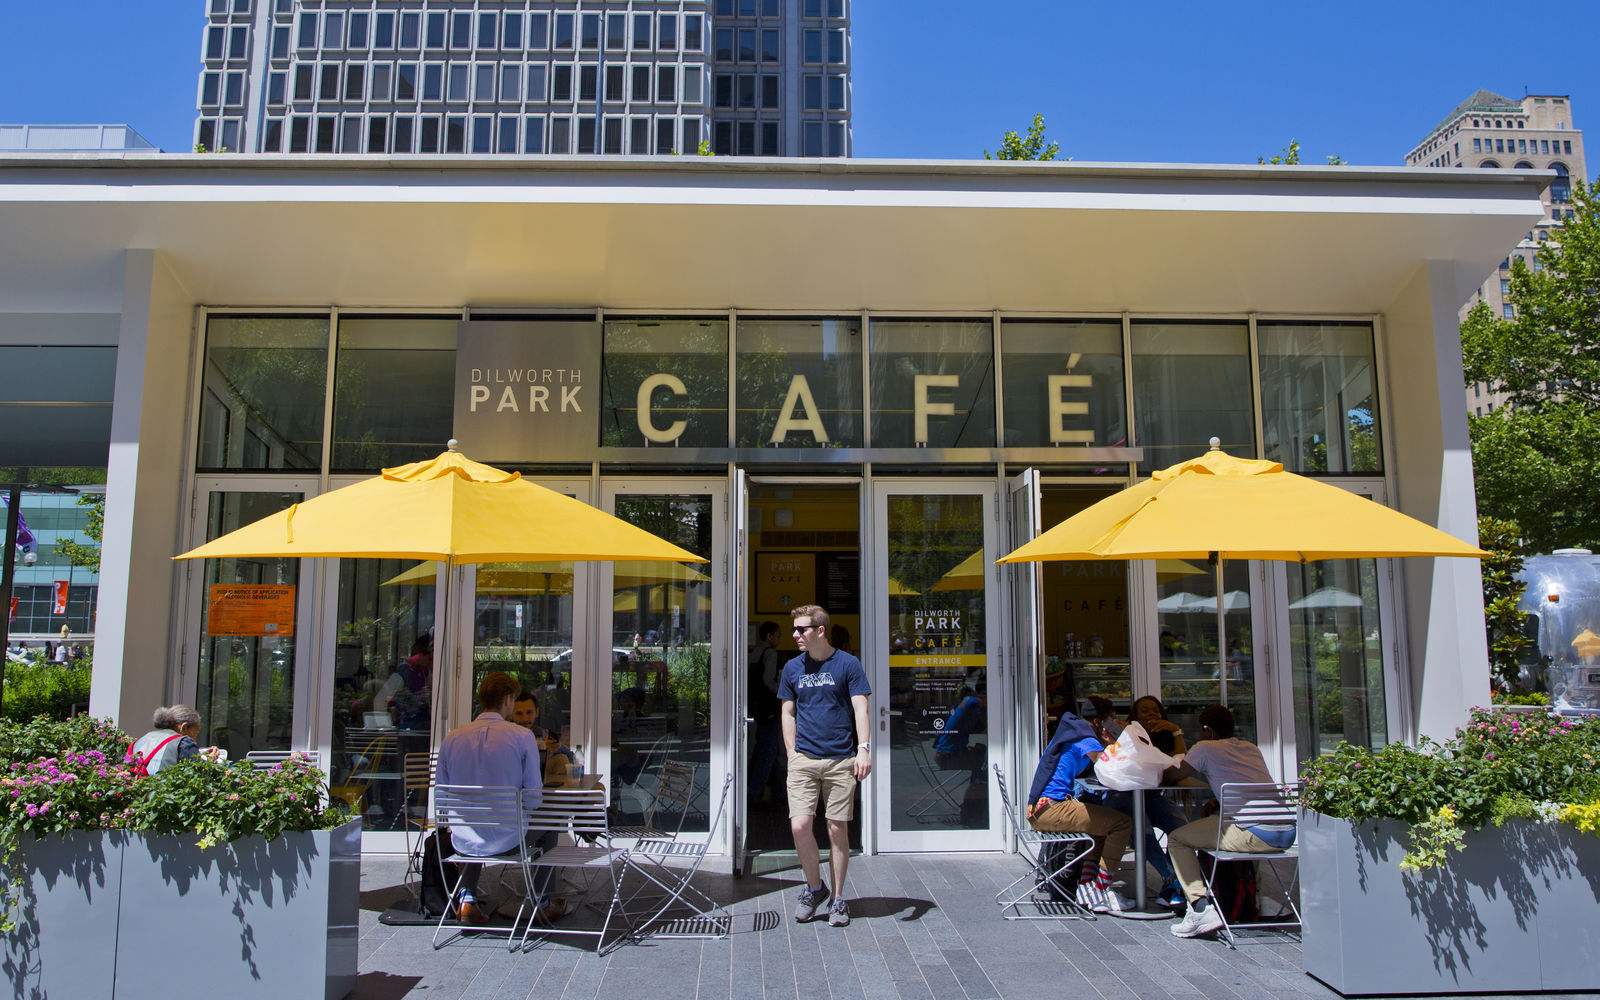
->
[857, 742, 871, 753]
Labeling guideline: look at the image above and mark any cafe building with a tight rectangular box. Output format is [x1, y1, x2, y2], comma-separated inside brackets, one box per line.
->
[0, 154, 1544, 863]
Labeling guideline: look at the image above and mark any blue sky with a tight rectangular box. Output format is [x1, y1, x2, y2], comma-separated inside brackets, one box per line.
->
[2, 0, 1596, 168]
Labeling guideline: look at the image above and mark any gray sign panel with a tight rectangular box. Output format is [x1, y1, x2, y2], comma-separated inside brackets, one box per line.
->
[453, 319, 602, 463]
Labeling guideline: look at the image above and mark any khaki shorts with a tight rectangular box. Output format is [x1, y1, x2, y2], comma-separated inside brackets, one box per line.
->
[787, 752, 857, 821]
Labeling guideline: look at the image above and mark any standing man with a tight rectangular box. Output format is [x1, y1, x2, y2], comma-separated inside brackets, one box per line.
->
[436, 672, 564, 926]
[778, 604, 871, 927]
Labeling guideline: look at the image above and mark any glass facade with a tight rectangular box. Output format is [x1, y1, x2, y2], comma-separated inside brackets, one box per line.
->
[869, 319, 995, 448]
[1258, 321, 1382, 475]
[736, 317, 862, 448]
[332, 317, 455, 471]
[1131, 321, 1253, 472]
[600, 318, 729, 448]
[199, 316, 330, 471]
[1001, 320, 1125, 449]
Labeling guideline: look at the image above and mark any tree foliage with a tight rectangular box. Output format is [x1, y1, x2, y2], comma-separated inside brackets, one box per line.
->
[54, 494, 103, 574]
[1477, 517, 1530, 691]
[1462, 178, 1600, 552]
[984, 114, 1061, 161]
[1258, 139, 1345, 166]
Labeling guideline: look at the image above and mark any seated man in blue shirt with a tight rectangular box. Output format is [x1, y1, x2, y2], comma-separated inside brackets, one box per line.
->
[437, 671, 564, 926]
[1027, 706, 1133, 912]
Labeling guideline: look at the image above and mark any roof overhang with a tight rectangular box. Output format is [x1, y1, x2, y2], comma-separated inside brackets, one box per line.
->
[0, 154, 1550, 316]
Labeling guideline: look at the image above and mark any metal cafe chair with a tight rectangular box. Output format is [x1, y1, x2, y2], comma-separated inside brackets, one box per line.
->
[520, 786, 633, 954]
[429, 784, 536, 950]
[905, 737, 969, 823]
[244, 749, 321, 770]
[611, 758, 695, 840]
[402, 750, 439, 892]
[1203, 781, 1301, 948]
[621, 773, 734, 942]
[992, 764, 1097, 920]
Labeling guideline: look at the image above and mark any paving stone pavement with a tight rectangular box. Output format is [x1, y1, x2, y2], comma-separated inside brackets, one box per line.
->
[351, 853, 1596, 1000]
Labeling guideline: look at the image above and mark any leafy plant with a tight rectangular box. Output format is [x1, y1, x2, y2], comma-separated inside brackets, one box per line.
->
[1477, 516, 1529, 692]
[1398, 805, 1465, 873]
[1, 659, 93, 724]
[1300, 708, 1600, 873]
[984, 113, 1062, 161]
[0, 717, 345, 931]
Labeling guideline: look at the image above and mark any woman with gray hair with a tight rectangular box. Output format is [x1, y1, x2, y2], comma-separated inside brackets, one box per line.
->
[128, 704, 203, 775]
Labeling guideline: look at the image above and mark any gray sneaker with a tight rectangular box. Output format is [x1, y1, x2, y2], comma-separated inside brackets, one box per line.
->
[794, 884, 830, 922]
[828, 897, 851, 927]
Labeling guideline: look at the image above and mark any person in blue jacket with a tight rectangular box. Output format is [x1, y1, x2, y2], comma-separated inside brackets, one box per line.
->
[1026, 704, 1133, 912]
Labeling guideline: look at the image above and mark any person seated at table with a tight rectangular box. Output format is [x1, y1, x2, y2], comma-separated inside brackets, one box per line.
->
[1081, 696, 1186, 908]
[933, 682, 988, 827]
[511, 690, 547, 741]
[1128, 695, 1188, 756]
[1162, 704, 1291, 938]
[1026, 707, 1133, 913]
[437, 672, 565, 926]
[128, 704, 204, 774]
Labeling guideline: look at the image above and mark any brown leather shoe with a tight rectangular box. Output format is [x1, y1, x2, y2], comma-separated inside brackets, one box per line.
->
[456, 898, 488, 926]
[535, 898, 568, 924]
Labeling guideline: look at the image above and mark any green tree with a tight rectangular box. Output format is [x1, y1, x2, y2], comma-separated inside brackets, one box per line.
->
[54, 494, 104, 574]
[984, 114, 1061, 161]
[1258, 140, 1345, 166]
[1477, 516, 1530, 692]
[1462, 177, 1600, 552]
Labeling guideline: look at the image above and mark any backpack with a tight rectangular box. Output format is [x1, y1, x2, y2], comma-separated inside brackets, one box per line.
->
[1199, 850, 1259, 924]
[128, 733, 184, 777]
[418, 828, 459, 918]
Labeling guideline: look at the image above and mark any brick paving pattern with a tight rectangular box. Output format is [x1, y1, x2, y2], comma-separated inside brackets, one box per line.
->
[352, 853, 1591, 1000]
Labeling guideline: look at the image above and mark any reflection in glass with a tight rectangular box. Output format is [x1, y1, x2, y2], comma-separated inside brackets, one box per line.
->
[196, 491, 301, 758]
[1258, 322, 1382, 474]
[886, 494, 989, 831]
[869, 319, 995, 448]
[1036, 490, 1132, 728]
[470, 561, 576, 786]
[735, 317, 863, 447]
[1131, 322, 1252, 472]
[1001, 321, 1125, 449]
[332, 317, 455, 470]
[1288, 559, 1386, 762]
[601, 318, 729, 448]
[330, 557, 436, 833]
[198, 316, 329, 470]
[1154, 560, 1256, 743]
[610, 495, 714, 833]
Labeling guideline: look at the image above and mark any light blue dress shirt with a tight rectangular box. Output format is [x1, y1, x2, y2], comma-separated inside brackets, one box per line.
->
[436, 712, 544, 856]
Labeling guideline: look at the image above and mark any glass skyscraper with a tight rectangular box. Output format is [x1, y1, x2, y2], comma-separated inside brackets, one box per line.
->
[194, 0, 851, 157]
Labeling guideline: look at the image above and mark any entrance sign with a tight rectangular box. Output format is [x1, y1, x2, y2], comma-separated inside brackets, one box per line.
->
[453, 320, 602, 462]
[207, 583, 296, 636]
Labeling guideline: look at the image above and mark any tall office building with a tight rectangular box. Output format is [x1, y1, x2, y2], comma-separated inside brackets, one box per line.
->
[1404, 90, 1586, 416]
[194, 0, 851, 157]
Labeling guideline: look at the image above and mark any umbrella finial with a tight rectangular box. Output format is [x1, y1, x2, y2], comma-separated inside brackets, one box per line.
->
[446, 439, 460, 452]
[1208, 436, 1221, 450]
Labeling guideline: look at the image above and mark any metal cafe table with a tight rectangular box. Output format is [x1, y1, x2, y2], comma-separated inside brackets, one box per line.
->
[1079, 776, 1202, 920]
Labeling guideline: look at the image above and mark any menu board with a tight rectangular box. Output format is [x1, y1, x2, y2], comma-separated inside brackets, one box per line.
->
[207, 584, 296, 637]
[818, 552, 860, 613]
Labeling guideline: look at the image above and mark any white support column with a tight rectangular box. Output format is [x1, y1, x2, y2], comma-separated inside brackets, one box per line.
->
[89, 251, 196, 727]
[1381, 259, 1491, 741]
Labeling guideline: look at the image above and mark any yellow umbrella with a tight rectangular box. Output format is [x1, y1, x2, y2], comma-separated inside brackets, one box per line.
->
[999, 442, 1485, 706]
[1571, 629, 1600, 659]
[930, 550, 986, 592]
[177, 446, 706, 566]
[888, 577, 920, 597]
[379, 559, 710, 591]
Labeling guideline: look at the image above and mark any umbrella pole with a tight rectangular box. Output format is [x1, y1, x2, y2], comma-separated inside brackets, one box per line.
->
[1212, 553, 1227, 709]
[432, 563, 453, 738]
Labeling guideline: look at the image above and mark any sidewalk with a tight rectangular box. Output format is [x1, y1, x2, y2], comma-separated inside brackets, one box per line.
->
[352, 852, 1583, 1000]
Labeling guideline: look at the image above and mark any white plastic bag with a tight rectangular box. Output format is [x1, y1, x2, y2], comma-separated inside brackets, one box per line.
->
[1092, 721, 1177, 790]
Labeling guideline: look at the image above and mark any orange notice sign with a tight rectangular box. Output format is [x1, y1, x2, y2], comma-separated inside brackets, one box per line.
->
[207, 584, 296, 637]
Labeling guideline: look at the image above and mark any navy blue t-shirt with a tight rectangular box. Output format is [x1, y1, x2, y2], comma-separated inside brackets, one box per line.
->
[777, 648, 871, 759]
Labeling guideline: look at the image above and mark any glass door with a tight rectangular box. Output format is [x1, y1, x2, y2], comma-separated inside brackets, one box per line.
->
[600, 480, 727, 851]
[1151, 557, 1269, 744]
[871, 481, 1001, 852]
[183, 478, 320, 761]
[1004, 470, 1044, 806]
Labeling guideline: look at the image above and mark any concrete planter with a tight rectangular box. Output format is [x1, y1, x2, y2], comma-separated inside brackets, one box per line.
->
[1300, 809, 1600, 996]
[6, 819, 361, 1000]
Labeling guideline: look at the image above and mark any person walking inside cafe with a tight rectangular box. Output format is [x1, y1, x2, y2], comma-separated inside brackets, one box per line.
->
[779, 604, 871, 927]
[437, 672, 563, 926]
[1027, 702, 1133, 912]
[1162, 704, 1291, 938]
[748, 620, 785, 806]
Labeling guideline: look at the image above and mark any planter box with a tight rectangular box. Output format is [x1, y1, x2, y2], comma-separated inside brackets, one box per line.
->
[6, 819, 360, 1000]
[1300, 810, 1600, 996]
